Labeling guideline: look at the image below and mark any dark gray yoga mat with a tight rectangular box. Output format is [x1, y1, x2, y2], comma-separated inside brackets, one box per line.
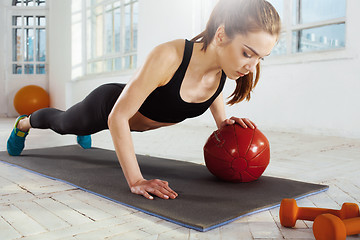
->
[0, 145, 328, 231]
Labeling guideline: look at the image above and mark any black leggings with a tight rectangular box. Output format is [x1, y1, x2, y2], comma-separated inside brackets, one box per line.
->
[30, 83, 125, 136]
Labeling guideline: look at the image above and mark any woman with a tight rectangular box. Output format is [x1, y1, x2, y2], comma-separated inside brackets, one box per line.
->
[7, 0, 281, 200]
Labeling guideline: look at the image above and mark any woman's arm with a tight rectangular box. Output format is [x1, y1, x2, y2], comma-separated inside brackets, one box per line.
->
[209, 92, 256, 129]
[108, 42, 181, 200]
[209, 92, 227, 129]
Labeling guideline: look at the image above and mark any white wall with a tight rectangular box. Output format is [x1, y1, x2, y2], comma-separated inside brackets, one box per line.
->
[0, 1, 7, 117]
[48, 0, 71, 110]
[223, 57, 360, 137]
[137, 0, 200, 64]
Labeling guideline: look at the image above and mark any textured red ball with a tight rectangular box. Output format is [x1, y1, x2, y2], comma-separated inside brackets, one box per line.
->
[203, 124, 270, 182]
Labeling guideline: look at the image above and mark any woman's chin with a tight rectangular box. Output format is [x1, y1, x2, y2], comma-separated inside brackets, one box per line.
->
[228, 75, 240, 80]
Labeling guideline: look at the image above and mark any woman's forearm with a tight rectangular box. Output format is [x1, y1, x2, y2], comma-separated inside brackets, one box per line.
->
[108, 115, 143, 187]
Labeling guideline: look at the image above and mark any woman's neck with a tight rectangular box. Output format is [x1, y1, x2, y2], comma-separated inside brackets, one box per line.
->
[189, 41, 222, 78]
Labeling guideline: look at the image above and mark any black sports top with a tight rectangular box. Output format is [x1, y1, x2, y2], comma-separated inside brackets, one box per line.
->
[138, 40, 227, 123]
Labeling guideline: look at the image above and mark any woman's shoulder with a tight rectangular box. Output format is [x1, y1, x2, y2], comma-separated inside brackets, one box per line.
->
[155, 39, 185, 53]
[141, 40, 185, 83]
[150, 39, 185, 66]
[137, 39, 186, 86]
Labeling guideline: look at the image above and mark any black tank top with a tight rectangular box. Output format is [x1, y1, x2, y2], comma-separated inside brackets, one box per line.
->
[138, 40, 227, 123]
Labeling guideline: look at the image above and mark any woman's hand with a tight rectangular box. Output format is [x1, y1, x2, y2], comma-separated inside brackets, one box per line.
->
[130, 179, 178, 200]
[220, 117, 256, 129]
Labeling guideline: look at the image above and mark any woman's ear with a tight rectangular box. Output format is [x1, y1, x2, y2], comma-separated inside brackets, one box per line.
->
[214, 25, 229, 45]
[214, 25, 226, 45]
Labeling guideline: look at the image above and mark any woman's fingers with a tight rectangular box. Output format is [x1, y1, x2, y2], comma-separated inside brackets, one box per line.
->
[242, 118, 255, 129]
[140, 190, 154, 200]
[230, 117, 255, 129]
[162, 186, 178, 199]
[249, 119, 257, 128]
[159, 180, 178, 198]
[153, 180, 178, 199]
[147, 188, 170, 200]
[131, 179, 178, 200]
[165, 186, 178, 198]
[227, 118, 235, 124]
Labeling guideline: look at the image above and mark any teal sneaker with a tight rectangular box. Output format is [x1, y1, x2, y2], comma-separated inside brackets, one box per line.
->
[7, 115, 29, 156]
[77, 135, 91, 149]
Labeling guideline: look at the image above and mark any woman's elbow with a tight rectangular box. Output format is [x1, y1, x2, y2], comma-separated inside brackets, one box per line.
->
[107, 110, 131, 130]
[107, 114, 114, 129]
[108, 110, 121, 129]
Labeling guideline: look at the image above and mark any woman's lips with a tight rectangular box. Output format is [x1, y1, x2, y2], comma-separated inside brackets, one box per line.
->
[236, 71, 245, 77]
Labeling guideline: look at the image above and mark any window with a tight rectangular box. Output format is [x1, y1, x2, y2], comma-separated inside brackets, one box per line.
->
[86, 0, 138, 74]
[11, 0, 47, 74]
[268, 0, 346, 56]
[12, 0, 46, 7]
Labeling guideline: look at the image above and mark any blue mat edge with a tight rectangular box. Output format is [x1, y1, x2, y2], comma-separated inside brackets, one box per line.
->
[0, 159, 329, 232]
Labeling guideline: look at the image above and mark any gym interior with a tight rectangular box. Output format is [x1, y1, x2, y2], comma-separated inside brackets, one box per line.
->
[0, 0, 359, 239]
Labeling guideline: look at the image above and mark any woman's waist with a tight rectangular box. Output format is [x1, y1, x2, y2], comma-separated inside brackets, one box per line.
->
[129, 111, 175, 132]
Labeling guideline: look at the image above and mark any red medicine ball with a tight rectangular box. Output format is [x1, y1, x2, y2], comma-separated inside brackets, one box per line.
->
[203, 124, 270, 182]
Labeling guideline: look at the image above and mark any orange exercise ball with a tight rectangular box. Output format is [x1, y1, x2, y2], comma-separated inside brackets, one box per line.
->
[13, 85, 50, 115]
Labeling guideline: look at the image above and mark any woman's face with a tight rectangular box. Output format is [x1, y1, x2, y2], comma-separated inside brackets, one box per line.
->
[217, 31, 277, 80]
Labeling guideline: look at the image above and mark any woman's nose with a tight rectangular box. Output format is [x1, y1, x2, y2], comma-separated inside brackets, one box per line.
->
[244, 60, 258, 73]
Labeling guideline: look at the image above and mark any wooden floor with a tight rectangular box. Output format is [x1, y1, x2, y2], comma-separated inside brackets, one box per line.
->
[1, 117, 360, 240]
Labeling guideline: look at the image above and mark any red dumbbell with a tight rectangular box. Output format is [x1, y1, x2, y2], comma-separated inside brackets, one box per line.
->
[313, 214, 360, 240]
[279, 199, 360, 227]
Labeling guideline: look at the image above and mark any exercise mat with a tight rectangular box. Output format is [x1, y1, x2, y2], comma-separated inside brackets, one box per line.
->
[0, 145, 328, 231]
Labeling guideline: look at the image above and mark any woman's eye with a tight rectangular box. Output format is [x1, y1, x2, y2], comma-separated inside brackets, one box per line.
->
[243, 52, 252, 58]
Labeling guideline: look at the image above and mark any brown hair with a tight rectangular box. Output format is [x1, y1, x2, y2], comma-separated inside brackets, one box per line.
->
[191, 0, 281, 105]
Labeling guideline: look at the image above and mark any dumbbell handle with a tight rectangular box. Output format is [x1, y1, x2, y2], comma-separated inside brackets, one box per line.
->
[343, 217, 360, 236]
[297, 207, 347, 221]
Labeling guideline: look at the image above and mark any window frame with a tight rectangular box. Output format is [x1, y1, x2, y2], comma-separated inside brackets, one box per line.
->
[12, 0, 46, 7]
[266, 0, 352, 65]
[9, 1, 48, 75]
[85, 0, 138, 76]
